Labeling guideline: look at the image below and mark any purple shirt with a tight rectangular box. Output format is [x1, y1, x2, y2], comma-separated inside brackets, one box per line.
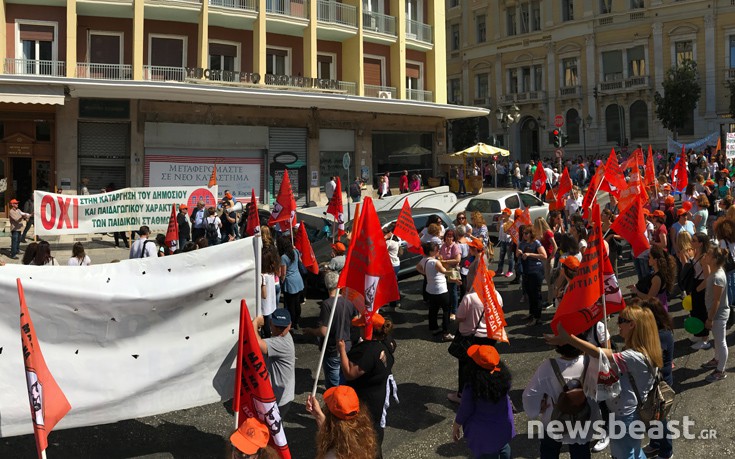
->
[455, 385, 516, 456]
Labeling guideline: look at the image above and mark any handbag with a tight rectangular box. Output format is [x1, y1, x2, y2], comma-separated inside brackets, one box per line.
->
[628, 358, 675, 427]
[447, 310, 484, 359]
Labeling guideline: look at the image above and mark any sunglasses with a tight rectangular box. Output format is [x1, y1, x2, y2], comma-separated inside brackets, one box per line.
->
[458, 216, 466, 220]
[618, 317, 632, 325]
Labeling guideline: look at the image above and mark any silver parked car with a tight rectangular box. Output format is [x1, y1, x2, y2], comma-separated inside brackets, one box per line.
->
[463, 191, 549, 242]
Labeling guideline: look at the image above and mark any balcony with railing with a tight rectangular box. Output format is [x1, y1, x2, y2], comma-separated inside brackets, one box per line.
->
[362, 11, 396, 36]
[624, 75, 650, 88]
[502, 90, 546, 103]
[364, 84, 396, 98]
[727, 68, 735, 80]
[337, 81, 356, 95]
[143, 65, 186, 82]
[559, 85, 582, 99]
[407, 88, 432, 102]
[405, 19, 432, 44]
[4, 58, 66, 77]
[76, 63, 132, 80]
[209, 0, 257, 11]
[316, 0, 357, 27]
[266, 0, 308, 19]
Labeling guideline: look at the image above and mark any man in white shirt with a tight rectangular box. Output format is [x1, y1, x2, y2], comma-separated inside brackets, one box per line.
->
[190, 200, 207, 241]
[325, 176, 336, 201]
[129, 226, 157, 258]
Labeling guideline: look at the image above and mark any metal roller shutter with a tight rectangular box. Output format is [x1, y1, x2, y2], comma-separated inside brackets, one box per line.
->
[78, 121, 130, 192]
[269, 127, 307, 206]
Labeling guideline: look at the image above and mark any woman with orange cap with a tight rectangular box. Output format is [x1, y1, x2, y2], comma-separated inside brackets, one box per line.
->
[452, 345, 515, 459]
[306, 385, 378, 459]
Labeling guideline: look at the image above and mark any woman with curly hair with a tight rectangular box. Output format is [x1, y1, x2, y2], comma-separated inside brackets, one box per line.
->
[693, 194, 710, 234]
[714, 218, 735, 313]
[306, 385, 378, 459]
[629, 245, 676, 311]
[471, 211, 489, 246]
[452, 345, 515, 459]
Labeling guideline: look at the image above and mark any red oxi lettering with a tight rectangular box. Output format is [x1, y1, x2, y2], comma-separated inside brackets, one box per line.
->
[40, 195, 79, 230]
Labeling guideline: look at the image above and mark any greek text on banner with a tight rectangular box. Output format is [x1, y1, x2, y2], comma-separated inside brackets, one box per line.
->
[34, 186, 218, 236]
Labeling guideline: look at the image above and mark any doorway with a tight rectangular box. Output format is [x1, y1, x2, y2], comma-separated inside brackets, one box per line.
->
[519, 116, 540, 163]
[11, 157, 32, 204]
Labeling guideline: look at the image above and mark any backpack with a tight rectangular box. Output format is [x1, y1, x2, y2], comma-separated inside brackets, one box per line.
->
[628, 358, 675, 428]
[205, 218, 218, 239]
[139, 240, 154, 258]
[548, 357, 592, 431]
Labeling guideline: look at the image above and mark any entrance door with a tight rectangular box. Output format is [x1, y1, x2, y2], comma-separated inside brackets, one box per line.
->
[519, 116, 539, 162]
[11, 157, 32, 205]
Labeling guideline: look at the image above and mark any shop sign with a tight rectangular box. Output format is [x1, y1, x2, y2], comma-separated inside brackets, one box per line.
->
[185, 68, 341, 91]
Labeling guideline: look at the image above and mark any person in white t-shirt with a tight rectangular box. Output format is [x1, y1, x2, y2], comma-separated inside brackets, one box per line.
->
[67, 242, 92, 266]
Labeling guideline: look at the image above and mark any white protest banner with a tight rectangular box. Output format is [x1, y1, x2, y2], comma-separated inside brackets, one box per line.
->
[0, 238, 258, 437]
[666, 131, 719, 153]
[727, 132, 735, 159]
[34, 185, 218, 236]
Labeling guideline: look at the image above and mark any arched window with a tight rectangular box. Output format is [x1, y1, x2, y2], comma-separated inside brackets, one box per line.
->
[629, 100, 648, 140]
[605, 104, 624, 144]
[566, 108, 580, 144]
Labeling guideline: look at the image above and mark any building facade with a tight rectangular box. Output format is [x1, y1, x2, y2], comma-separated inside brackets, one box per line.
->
[0, 0, 487, 216]
[447, 0, 735, 162]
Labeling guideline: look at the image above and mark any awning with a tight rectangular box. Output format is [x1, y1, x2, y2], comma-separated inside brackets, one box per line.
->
[0, 84, 65, 105]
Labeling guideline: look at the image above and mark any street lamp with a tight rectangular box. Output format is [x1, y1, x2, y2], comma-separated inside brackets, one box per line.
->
[578, 114, 593, 158]
[495, 104, 521, 188]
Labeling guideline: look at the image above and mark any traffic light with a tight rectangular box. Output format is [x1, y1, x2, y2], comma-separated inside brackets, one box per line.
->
[553, 129, 561, 148]
[593, 87, 599, 98]
[561, 132, 569, 147]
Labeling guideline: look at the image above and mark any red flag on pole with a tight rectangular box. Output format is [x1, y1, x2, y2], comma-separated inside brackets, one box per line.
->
[471, 255, 509, 343]
[716, 136, 722, 153]
[551, 204, 625, 335]
[581, 165, 605, 219]
[507, 208, 531, 244]
[18, 278, 71, 459]
[392, 199, 423, 254]
[611, 194, 650, 257]
[294, 221, 319, 275]
[617, 154, 648, 213]
[557, 167, 573, 200]
[621, 147, 644, 170]
[326, 177, 345, 238]
[644, 145, 657, 190]
[268, 169, 297, 227]
[338, 197, 400, 339]
[246, 188, 261, 237]
[531, 161, 547, 195]
[164, 203, 178, 253]
[208, 163, 217, 187]
[601, 149, 626, 191]
[671, 146, 688, 191]
[232, 300, 292, 459]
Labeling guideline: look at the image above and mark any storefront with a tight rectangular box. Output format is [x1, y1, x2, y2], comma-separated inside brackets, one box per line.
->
[371, 131, 434, 188]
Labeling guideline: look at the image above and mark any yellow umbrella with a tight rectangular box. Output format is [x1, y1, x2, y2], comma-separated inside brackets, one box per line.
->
[450, 142, 510, 157]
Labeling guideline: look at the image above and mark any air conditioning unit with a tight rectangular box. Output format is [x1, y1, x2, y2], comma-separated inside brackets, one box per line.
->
[378, 91, 392, 99]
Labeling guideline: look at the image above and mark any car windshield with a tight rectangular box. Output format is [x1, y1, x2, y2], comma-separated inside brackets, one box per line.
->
[465, 198, 501, 214]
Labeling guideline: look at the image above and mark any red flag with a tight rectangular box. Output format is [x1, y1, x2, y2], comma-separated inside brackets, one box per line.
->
[602, 149, 626, 191]
[551, 204, 624, 335]
[716, 136, 722, 153]
[208, 163, 217, 187]
[531, 161, 547, 195]
[557, 167, 573, 199]
[471, 254, 509, 343]
[617, 154, 648, 213]
[18, 278, 71, 458]
[671, 146, 688, 191]
[326, 177, 345, 238]
[507, 208, 531, 244]
[621, 147, 644, 170]
[338, 197, 400, 339]
[392, 199, 422, 254]
[581, 165, 605, 219]
[294, 222, 318, 275]
[232, 300, 291, 459]
[644, 145, 657, 190]
[268, 169, 297, 226]
[611, 195, 650, 257]
[246, 189, 261, 237]
[164, 203, 178, 253]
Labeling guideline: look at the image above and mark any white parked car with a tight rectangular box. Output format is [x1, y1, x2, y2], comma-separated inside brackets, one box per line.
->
[462, 191, 549, 242]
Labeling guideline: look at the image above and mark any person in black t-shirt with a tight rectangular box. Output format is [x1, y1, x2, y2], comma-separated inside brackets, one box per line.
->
[220, 199, 237, 243]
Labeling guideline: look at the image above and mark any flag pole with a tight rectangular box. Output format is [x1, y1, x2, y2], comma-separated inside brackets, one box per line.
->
[41, 450, 47, 459]
[311, 288, 342, 397]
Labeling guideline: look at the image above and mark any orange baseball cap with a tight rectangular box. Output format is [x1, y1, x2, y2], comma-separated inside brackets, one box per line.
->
[324, 385, 360, 420]
[642, 208, 651, 216]
[677, 208, 687, 216]
[513, 208, 524, 217]
[467, 345, 501, 373]
[501, 208, 512, 215]
[351, 312, 385, 328]
[561, 256, 580, 270]
[705, 179, 715, 186]
[230, 417, 269, 455]
[721, 169, 729, 174]
[9, 199, 18, 204]
[466, 236, 484, 250]
[665, 196, 675, 205]
[179, 204, 188, 210]
[332, 242, 346, 254]
[662, 184, 672, 190]
[681, 201, 693, 212]
[653, 210, 666, 218]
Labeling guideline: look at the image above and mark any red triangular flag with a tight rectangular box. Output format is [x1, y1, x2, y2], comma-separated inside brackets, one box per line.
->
[556, 167, 573, 207]
[603, 149, 626, 191]
[164, 203, 178, 253]
[338, 197, 400, 339]
[471, 254, 509, 343]
[644, 145, 657, 190]
[716, 136, 722, 153]
[531, 161, 547, 195]
[208, 163, 217, 187]
[611, 194, 650, 257]
[294, 221, 318, 275]
[268, 169, 296, 226]
[671, 146, 688, 191]
[507, 208, 531, 244]
[392, 200, 423, 254]
[582, 165, 605, 219]
[617, 153, 648, 213]
[232, 300, 291, 459]
[621, 147, 644, 170]
[552, 204, 624, 335]
[246, 189, 261, 237]
[18, 278, 71, 458]
[326, 177, 345, 238]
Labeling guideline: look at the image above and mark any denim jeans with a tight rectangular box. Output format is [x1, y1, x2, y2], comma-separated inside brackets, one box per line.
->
[648, 419, 673, 459]
[727, 270, 735, 306]
[609, 412, 647, 459]
[540, 436, 591, 459]
[523, 268, 544, 319]
[448, 282, 459, 315]
[477, 443, 511, 459]
[497, 241, 515, 274]
[10, 230, 21, 257]
[323, 353, 344, 389]
[458, 179, 466, 194]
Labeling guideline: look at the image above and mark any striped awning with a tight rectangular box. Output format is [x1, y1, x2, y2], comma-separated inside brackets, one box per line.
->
[0, 84, 65, 105]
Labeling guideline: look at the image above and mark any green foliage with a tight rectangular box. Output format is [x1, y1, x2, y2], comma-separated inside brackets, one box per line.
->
[653, 59, 701, 139]
[451, 117, 480, 151]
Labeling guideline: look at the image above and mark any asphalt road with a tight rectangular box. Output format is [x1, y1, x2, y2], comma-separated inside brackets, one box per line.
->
[1, 236, 735, 459]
